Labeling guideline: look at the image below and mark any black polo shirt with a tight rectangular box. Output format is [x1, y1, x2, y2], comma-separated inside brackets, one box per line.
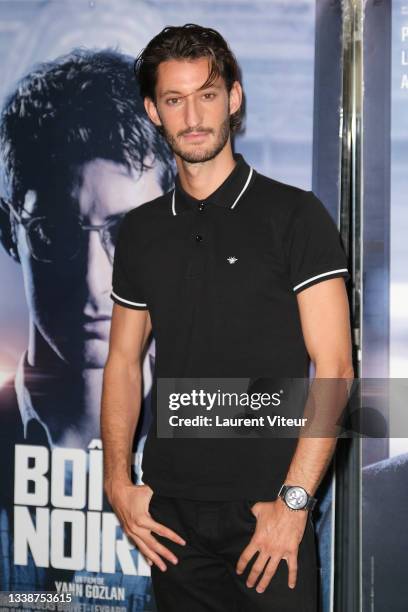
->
[110, 152, 350, 501]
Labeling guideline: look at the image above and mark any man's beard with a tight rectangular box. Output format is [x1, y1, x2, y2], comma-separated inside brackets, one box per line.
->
[160, 115, 230, 164]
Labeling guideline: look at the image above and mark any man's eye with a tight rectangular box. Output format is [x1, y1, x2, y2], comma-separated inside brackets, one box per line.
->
[203, 93, 216, 100]
[167, 98, 180, 105]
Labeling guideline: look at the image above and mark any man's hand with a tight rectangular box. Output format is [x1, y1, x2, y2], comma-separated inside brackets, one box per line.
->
[235, 498, 308, 592]
[108, 482, 186, 571]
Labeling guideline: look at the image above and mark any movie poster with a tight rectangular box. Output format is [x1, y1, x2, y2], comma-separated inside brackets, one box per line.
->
[0, 1, 338, 609]
[362, 1, 408, 611]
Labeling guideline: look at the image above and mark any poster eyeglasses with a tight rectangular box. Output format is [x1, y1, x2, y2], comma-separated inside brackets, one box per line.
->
[0, 197, 125, 264]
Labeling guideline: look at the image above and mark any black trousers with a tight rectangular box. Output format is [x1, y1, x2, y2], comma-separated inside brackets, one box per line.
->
[149, 493, 318, 611]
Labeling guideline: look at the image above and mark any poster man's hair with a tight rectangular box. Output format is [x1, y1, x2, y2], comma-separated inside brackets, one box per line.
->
[0, 47, 175, 204]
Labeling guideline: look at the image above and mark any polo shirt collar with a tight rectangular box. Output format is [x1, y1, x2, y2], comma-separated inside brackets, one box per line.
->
[171, 152, 255, 215]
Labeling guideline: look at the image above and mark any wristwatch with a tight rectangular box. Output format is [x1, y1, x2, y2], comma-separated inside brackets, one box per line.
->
[277, 484, 317, 511]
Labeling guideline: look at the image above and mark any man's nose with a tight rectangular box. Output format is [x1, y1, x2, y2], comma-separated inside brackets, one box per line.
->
[184, 95, 202, 128]
[84, 230, 112, 300]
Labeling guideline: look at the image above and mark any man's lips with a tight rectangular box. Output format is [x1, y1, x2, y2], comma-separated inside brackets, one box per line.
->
[182, 131, 210, 141]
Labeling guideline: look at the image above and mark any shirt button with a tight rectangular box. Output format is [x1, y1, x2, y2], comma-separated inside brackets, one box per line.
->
[198, 202, 205, 211]
[195, 234, 203, 242]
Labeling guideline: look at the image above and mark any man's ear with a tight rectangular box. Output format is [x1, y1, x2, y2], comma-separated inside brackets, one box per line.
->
[0, 203, 20, 263]
[144, 97, 162, 128]
[229, 80, 243, 117]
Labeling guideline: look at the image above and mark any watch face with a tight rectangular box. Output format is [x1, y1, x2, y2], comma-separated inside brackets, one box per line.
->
[285, 486, 308, 509]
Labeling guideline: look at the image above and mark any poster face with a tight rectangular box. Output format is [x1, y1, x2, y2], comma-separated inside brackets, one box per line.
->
[0, 1, 334, 610]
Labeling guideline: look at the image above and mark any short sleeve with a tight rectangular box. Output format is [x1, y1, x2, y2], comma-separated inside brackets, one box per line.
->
[110, 215, 148, 310]
[285, 191, 350, 295]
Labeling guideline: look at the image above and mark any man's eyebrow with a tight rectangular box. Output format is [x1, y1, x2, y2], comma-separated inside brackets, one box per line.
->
[198, 83, 222, 92]
[160, 89, 183, 97]
[160, 83, 223, 97]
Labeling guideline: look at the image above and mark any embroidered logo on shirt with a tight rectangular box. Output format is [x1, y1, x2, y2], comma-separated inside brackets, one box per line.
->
[227, 256, 238, 264]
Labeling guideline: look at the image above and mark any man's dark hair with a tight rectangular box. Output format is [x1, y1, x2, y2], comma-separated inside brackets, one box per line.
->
[134, 23, 244, 133]
[0, 47, 175, 206]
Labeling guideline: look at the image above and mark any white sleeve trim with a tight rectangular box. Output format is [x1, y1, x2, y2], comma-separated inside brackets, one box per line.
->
[111, 290, 147, 307]
[293, 268, 349, 292]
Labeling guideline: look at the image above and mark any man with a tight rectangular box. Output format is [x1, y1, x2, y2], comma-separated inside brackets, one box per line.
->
[101, 24, 354, 611]
[0, 48, 174, 610]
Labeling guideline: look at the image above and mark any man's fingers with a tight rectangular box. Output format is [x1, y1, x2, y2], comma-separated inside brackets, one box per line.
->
[127, 515, 186, 566]
[147, 516, 187, 546]
[131, 534, 168, 572]
[246, 553, 271, 588]
[143, 532, 180, 565]
[285, 554, 298, 589]
[127, 526, 179, 566]
[141, 551, 153, 568]
[235, 541, 258, 575]
[253, 554, 298, 592]
[253, 557, 280, 592]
